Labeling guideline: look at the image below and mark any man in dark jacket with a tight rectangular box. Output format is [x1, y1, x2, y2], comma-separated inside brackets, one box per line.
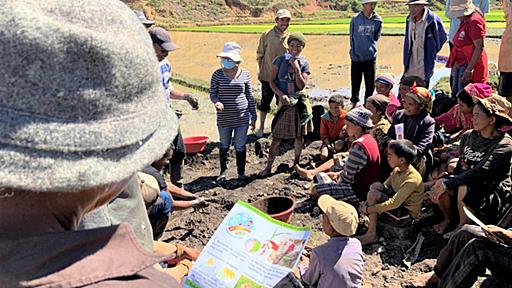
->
[403, 0, 447, 87]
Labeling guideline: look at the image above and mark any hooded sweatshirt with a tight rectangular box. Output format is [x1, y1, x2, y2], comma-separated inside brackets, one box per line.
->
[349, 12, 383, 62]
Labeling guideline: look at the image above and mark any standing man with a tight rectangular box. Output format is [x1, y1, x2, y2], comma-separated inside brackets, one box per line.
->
[349, 0, 382, 108]
[149, 27, 199, 187]
[403, 0, 447, 87]
[255, 9, 291, 137]
[499, 0, 512, 100]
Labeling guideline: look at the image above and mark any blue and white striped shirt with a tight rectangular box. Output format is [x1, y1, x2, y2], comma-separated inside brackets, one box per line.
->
[209, 68, 257, 128]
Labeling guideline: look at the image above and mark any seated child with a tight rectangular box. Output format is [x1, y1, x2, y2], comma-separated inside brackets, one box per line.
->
[374, 73, 399, 120]
[357, 139, 424, 245]
[320, 94, 347, 160]
[435, 83, 493, 138]
[387, 83, 435, 179]
[299, 195, 364, 287]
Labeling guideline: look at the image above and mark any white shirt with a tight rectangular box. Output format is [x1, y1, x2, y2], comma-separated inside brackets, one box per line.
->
[405, 8, 428, 80]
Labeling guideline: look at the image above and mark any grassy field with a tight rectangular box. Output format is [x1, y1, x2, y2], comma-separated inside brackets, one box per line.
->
[173, 9, 505, 37]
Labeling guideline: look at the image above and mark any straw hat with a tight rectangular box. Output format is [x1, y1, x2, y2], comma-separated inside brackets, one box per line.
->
[0, 0, 178, 192]
[318, 195, 359, 236]
[447, 0, 476, 18]
[137, 172, 160, 208]
[473, 95, 512, 125]
[216, 42, 244, 63]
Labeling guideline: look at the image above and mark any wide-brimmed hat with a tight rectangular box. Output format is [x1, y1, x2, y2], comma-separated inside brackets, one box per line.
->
[0, 0, 178, 192]
[133, 9, 155, 26]
[473, 95, 512, 125]
[405, 84, 433, 113]
[276, 9, 292, 19]
[318, 195, 359, 236]
[447, 0, 476, 18]
[137, 172, 160, 208]
[216, 42, 244, 63]
[149, 27, 179, 52]
[406, 0, 430, 5]
[346, 107, 374, 128]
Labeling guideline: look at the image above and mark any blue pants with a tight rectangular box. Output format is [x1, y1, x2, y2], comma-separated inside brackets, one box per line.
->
[451, 63, 469, 96]
[148, 191, 173, 239]
[218, 125, 249, 151]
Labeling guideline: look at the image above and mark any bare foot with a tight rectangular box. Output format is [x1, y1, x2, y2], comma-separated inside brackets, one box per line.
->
[433, 219, 450, 234]
[293, 165, 314, 181]
[356, 232, 378, 246]
[409, 271, 438, 287]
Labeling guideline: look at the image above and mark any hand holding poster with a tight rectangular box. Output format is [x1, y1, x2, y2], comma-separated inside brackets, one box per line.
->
[185, 201, 311, 288]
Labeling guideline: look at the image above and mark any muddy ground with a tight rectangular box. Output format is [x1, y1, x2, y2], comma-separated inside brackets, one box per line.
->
[161, 136, 511, 288]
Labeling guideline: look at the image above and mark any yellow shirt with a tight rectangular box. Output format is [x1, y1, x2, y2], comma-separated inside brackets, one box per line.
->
[374, 165, 425, 219]
[256, 27, 288, 82]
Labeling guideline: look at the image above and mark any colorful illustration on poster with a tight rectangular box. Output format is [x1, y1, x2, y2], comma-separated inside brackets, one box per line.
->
[227, 213, 254, 238]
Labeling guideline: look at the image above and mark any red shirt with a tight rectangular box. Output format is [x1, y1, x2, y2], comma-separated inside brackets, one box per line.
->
[454, 12, 486, 66]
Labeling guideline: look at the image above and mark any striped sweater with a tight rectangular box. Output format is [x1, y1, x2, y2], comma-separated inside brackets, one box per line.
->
[209, 68, 257, 128]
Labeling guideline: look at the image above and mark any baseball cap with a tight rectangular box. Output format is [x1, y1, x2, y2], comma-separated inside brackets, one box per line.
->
[149, 27, 179, 52]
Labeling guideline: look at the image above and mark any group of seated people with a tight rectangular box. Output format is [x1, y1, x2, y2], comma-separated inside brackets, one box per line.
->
[2, 1, 511, 287]
[288, 74, 512, 287]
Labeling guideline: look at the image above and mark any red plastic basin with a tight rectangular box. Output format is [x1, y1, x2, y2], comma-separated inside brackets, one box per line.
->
[183, 136, 209, 154]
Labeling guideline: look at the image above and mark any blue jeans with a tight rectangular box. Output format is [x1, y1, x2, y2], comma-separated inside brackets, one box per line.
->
[218, 125, 249, 151]
[148, 191, 173, 239]
[451, 63, 468, 96]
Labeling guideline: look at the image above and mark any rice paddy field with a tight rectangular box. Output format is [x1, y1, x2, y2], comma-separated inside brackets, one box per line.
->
[173, 9, 506, 37]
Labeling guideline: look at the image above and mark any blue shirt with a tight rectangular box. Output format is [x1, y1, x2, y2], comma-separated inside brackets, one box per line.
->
[446, 0, 489, 42]
[273, 54, 311, 97]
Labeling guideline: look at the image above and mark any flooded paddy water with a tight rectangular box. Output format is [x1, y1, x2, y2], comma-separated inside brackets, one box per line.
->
[170, 32, 501, 139]
[170, 32, 500, 93]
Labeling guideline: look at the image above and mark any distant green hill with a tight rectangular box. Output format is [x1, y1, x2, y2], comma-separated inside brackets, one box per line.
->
[123, 0, 450, 26]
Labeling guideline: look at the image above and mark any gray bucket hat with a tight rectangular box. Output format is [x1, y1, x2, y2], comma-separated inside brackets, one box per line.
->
[0, 0, 178, 192]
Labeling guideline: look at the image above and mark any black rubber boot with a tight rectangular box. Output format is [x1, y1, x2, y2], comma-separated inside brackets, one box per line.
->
[169, 164, 183, 188]
[236, 149, 247, 178]
[217, 148, 229, 181]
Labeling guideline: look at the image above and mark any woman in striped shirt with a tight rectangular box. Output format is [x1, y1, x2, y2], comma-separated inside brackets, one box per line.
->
[210, 42, 257, 181]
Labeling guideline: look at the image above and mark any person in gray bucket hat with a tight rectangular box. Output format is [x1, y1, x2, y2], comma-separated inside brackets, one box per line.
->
[0, 0, 180, 287]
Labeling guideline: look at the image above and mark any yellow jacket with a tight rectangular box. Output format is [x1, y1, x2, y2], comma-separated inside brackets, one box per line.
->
[256, 27, 288, 82]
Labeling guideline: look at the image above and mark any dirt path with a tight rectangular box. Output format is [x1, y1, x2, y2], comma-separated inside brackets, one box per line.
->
[162, 140, 510, 288]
